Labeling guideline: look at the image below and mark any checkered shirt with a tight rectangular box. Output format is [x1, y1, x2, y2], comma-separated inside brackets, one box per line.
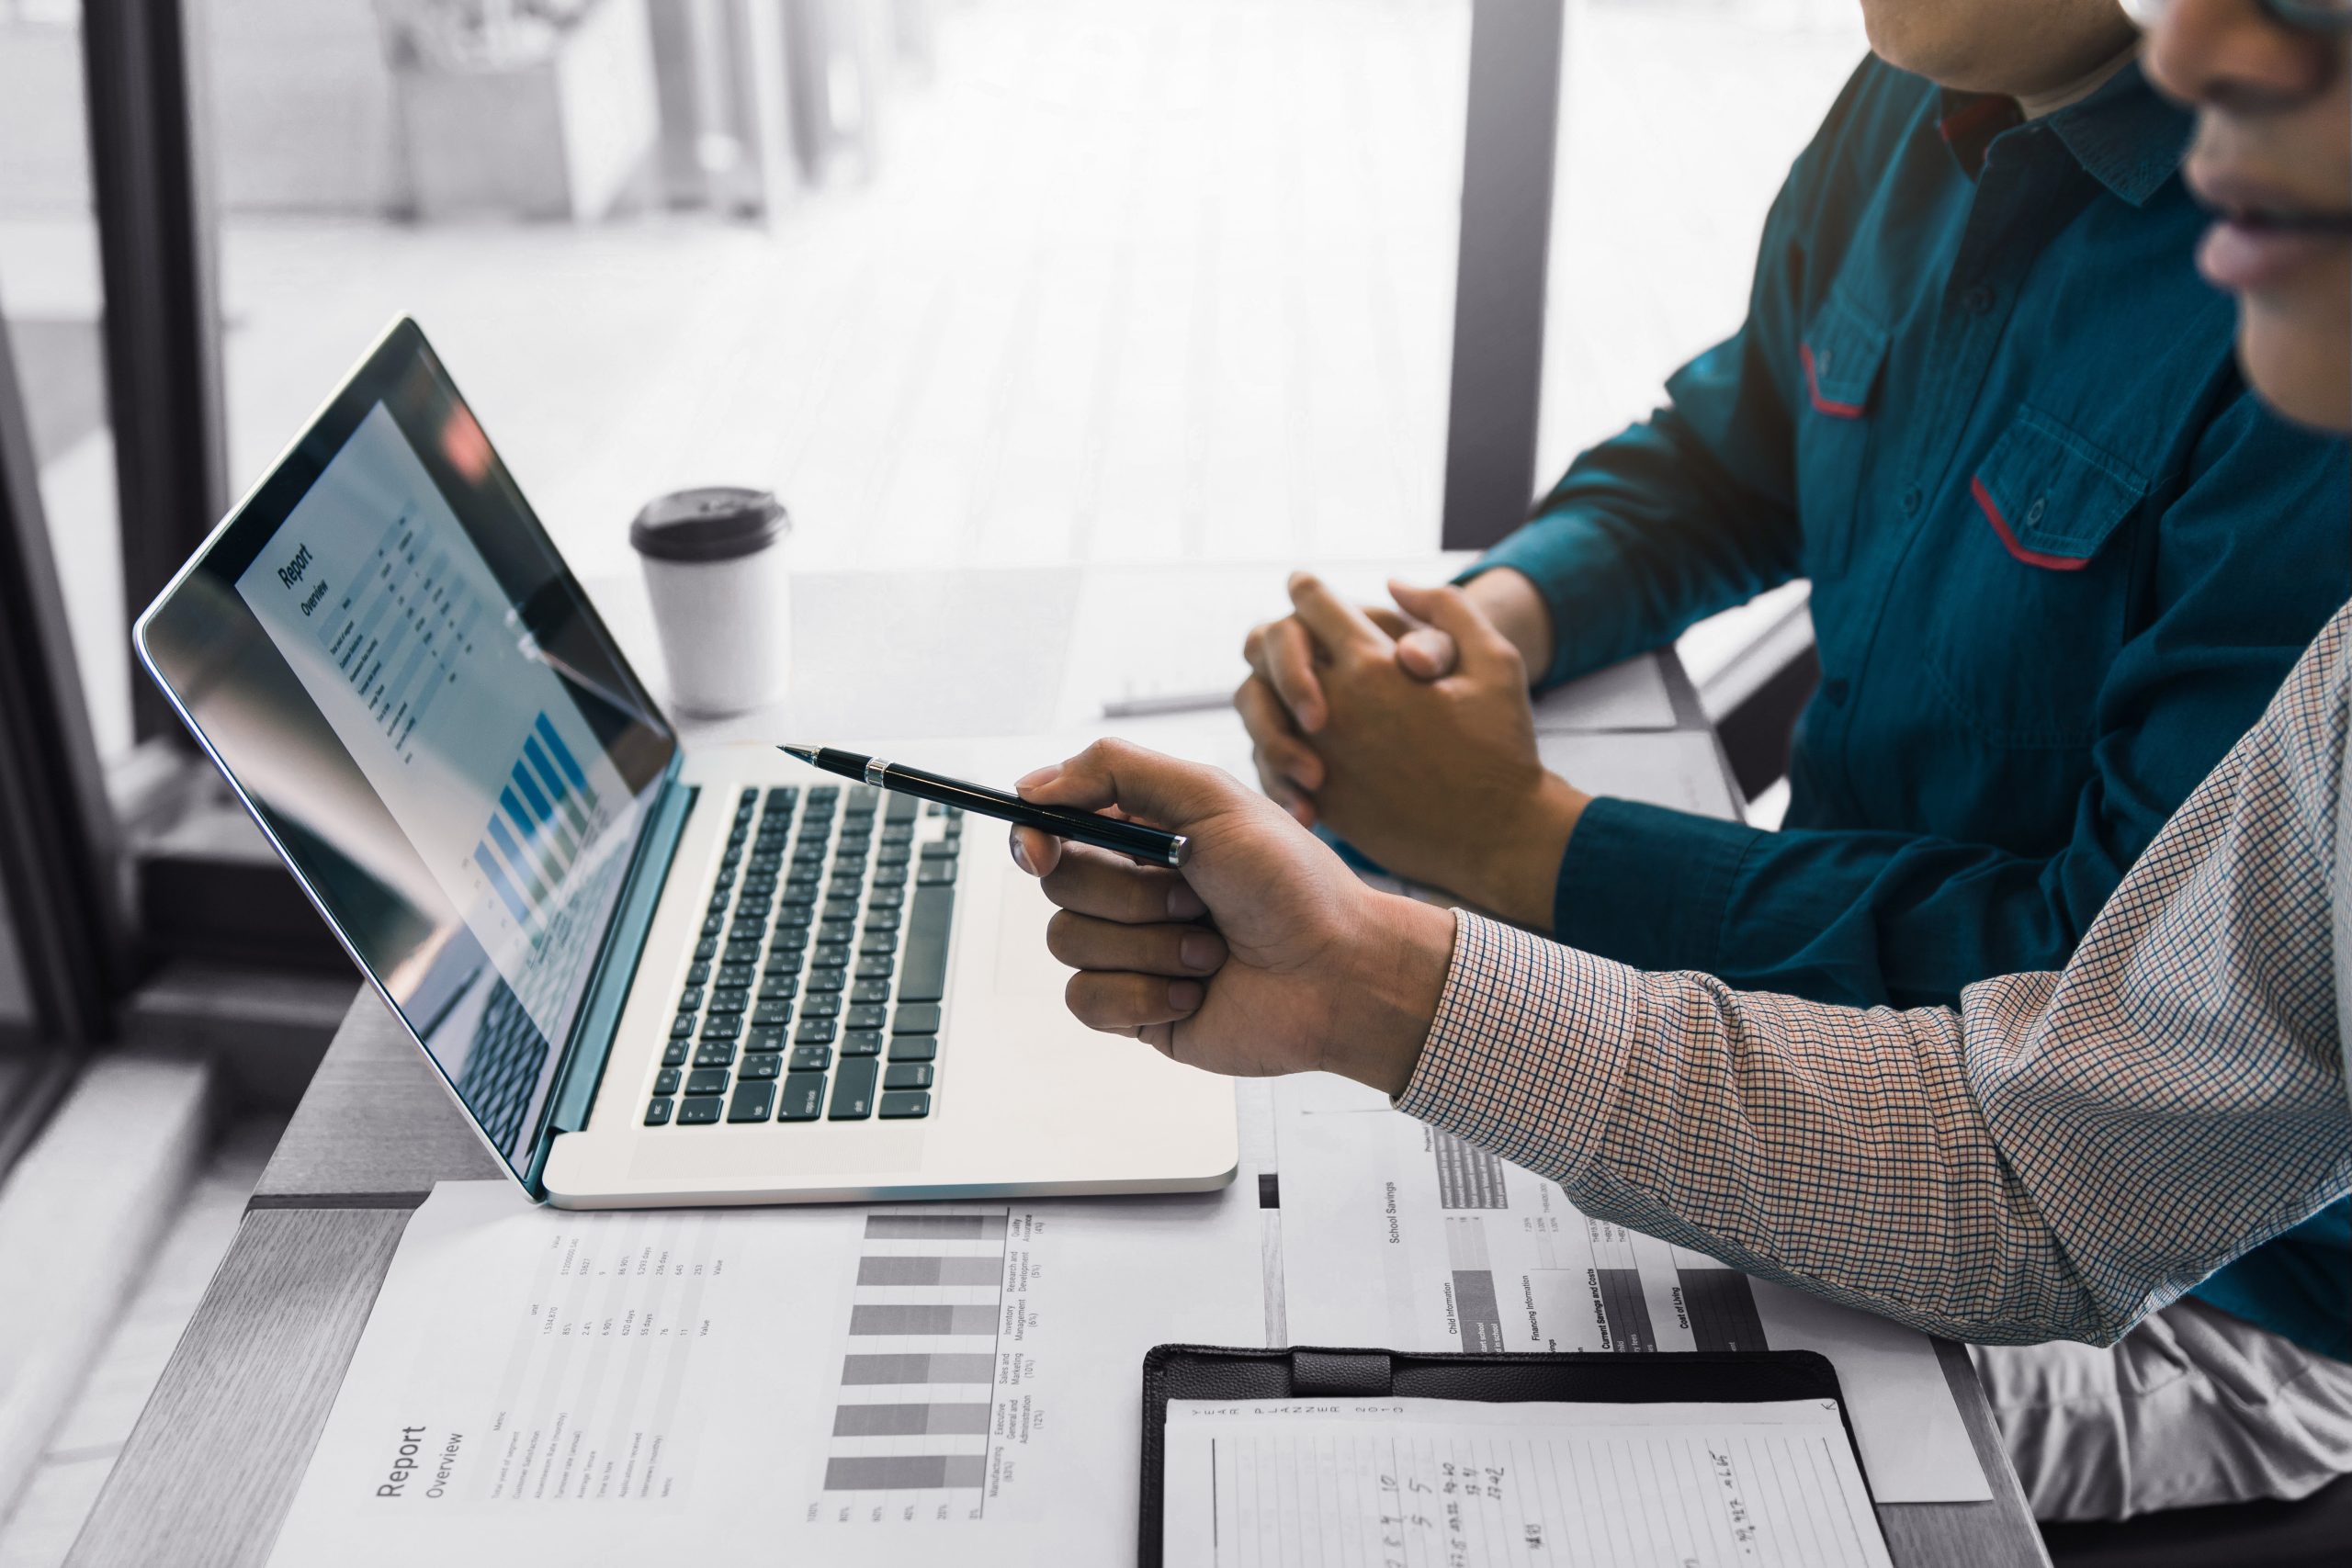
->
[1397, 604, 2352, 1348]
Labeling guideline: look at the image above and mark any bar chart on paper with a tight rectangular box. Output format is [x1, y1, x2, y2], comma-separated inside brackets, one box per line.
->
[816, 1210, 1012, 1517]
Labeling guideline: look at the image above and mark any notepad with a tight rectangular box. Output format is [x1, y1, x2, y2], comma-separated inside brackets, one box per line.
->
[1161, 1395, 1893, 1568]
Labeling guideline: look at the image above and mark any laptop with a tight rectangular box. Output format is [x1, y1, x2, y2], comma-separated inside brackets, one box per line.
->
[135, 318, 1237, 1207]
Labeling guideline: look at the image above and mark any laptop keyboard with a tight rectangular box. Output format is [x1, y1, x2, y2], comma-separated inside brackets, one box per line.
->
[643, 783, 958, 1130]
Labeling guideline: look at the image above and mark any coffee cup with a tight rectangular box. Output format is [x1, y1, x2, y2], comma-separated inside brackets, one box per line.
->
[628, 486, 791, 716]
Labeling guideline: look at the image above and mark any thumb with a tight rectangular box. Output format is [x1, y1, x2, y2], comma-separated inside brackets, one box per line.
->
[1015, 739, 1250, 833]
[1387, 581, 1518, 677]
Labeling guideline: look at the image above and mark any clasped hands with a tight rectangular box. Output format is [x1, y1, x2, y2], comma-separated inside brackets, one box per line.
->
[1003, 572, 1585, 1095]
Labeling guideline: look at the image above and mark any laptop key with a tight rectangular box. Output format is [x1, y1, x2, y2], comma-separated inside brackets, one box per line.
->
[855, 953, 894, 977]
[753, 999, 791, 1026]
[893, 1002, 943, 1035]
[828, 1059, 877, 1120]
[887, 1034, 937, 1062]
[846, 1004, 888, 1031]
[788, 1043, 832, 1072]
[840, 1029, 884, 1057]
[811, 943, 850, 970]
[878, 1091, 930, 1120]
[688, 961, 712, 986]
[685, 1067, 730, 1096]
[876, 844, 910, 867]
[728, 1081, 775, 1123]
[695, 937, 718, 961]
[655, 1066, 683, 1095]
[884, 1063, 933, 1091]
[899, 886, 955, 1003]
[872, 864, 908, 888]
[758, 972, 798, 1000]
[795, 1018, 837, 1045]
[920, 840, 959, 860]
[864, 907, 901, 931]
[745, 1026, 786, 1053]
[701, 1014, 742, 1041]
[819, 918, 856, 944]
[740, 1053, 781, 1080]
[677, 1095, 724, 1126]
[806, 969, 845, 994]
[662, 1041, 691, 1067]
[917, 861, 957, 886]
[694, 1042, 737, 1068]
[866, 885, 904, 909]
[671, 1013, 697, 1039]
[644, 1096, 673, 1126]
[885, 793, 920, 824]
[778, 1073, 827, 1121]
[708, 987, 748, 1016]
[850, 979, 891, 1005]
[804, 994, 843, 1020]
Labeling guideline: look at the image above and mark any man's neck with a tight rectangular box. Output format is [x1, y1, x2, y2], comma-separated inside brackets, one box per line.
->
[2014, 43, 2142, 120]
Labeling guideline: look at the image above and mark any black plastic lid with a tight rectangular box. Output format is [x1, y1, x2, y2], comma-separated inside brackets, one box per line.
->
[628, 486, 789, 563]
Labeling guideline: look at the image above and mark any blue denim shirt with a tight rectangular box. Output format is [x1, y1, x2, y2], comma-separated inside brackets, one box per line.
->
[1469, 60, 2352, 1358]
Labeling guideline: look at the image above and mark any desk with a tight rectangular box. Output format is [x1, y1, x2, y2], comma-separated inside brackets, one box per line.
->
[67, 562, 2048, 1567]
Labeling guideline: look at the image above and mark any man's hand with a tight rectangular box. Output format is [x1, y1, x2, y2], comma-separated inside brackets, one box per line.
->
[1239, 575, 1585, 929]
[1238, 567, 1554, 825]
[1006, 739, 1456, 1097]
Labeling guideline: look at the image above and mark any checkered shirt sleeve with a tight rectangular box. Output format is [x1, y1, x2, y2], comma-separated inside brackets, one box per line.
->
[1398, 605, 2352, 1347]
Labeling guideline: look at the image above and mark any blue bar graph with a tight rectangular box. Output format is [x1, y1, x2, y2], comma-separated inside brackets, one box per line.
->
[474, 712, 595, 938]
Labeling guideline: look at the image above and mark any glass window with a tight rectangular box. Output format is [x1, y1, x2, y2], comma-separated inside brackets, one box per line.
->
[0, 0, 135, 766]
[201, 0, 1475, 588]
[1538, 0, 1868, 481]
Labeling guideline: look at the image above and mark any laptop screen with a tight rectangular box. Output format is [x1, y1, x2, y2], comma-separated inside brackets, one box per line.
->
[138, 322, 676, 1179]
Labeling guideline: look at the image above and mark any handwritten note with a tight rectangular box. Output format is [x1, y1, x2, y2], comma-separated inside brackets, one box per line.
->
[1161, 1397, 1893, 1568]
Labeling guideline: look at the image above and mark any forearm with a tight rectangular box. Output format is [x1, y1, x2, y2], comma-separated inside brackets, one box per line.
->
[1395, 914, 2294, 1348]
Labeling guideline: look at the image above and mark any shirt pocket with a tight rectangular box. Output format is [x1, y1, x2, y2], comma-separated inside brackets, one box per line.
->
[1792, 290, 1891, 579]
[1923, 405, 2150, 750]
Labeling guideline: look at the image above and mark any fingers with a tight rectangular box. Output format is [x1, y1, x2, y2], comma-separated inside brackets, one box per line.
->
[1016, 739, 1253, 835]
[1064, 971, 1205, 1034]
[1244, 614, 1328, 733]
[1235, 676, 1325, 794]
[1287, 572, 1394, 669]
[1386, 580, 1522, 679]
[1023, 836, 1209, 922]
[1393, 625, 1460, 681]
[1046, 910, 1226, 976]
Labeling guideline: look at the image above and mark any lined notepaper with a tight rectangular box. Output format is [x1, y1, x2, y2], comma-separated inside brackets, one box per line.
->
[1162, 1396, 1892, 1568]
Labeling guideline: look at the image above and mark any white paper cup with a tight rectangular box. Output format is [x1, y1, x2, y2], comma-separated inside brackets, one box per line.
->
[628, 487, 792, 716]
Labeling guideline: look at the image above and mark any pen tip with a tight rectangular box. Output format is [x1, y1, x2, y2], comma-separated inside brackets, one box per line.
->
[777, 742, 817, 762]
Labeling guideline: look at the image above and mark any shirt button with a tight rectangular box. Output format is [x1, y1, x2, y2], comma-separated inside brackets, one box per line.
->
[2025, 496, 2048, 525]
[1900, 486, 1923, 515]
[1962, 285, 1995, 315]
[1822, 678, 1851, 705]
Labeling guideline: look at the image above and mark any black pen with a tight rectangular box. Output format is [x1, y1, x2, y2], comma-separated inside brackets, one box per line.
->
[778, 744, 1192, 869]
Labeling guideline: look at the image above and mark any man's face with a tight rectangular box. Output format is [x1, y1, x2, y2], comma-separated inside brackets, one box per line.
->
[1860, 0, 2141, 98]
[2146, 1, 2352, 432]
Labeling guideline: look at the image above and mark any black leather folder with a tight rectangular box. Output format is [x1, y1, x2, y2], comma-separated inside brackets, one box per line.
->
[1138, 1343, 1871, 1567]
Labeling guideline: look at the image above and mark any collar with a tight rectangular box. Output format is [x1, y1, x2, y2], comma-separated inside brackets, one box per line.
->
[1935, 60, 2190, 208]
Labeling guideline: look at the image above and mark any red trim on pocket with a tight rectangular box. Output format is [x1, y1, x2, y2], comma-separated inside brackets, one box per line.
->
[1800, 343, 1867, 420]
[1971, 475, 2089, 572]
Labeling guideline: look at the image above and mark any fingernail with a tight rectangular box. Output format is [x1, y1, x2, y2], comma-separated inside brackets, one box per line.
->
[1167, 881, 1207, 919]
[1180, 931, 1219, 971]
[1010, 833, 1034, 874]
[1168, 979, 1204, 1011]
[1015, 763, 1061, 795]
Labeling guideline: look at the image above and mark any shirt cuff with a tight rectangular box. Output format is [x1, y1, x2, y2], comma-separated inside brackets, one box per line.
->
[1553, 796, 1758, 974]
[1395, 912, 1645, 1185]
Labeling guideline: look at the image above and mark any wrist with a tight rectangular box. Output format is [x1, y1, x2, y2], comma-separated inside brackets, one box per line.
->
[1315, 896, 1457, 1098]
[1464, 568, 1555, 682]
[1473, 773, 1588, 931]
